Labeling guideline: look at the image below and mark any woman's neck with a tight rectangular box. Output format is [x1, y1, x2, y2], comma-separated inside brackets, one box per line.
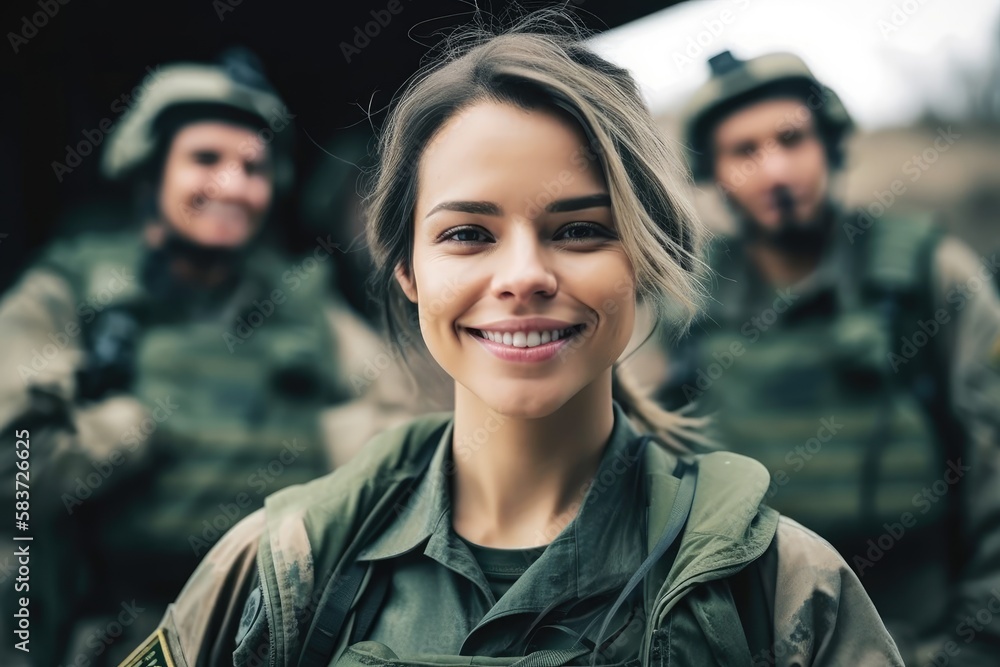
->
[450, 372, 615, 549]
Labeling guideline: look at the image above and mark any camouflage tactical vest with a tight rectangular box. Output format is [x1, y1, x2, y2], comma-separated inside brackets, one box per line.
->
[675, 214, 947, 546]
[40, 230, 345, 588]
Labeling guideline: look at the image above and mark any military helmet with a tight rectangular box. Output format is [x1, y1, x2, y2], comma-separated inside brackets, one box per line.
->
[101, 50, 294, 191]
[680, 51, 853, 182]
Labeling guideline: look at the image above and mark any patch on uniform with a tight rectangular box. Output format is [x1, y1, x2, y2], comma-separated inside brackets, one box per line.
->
[117, 628, 177, 667]
[236, 585, 263, 647]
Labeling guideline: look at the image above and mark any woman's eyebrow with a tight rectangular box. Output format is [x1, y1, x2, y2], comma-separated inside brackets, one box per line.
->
[546, 194, 611, 213]
[424, 193, 611, 219]
[424, 201, 502, 219]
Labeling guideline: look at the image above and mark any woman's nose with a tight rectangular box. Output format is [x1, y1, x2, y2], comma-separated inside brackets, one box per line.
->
[491, 229, 557, 302]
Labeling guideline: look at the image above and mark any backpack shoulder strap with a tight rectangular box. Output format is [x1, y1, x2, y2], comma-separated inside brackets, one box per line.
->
[728, 536, 778, 661]
[295, 430, 442, 667]
[590, 455, 698, 658]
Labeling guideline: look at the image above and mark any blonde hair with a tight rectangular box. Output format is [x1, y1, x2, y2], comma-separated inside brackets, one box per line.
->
[365, 12, 709, 451]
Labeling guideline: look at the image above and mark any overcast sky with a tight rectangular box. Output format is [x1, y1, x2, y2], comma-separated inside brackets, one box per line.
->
[589, 0, 1000, 129]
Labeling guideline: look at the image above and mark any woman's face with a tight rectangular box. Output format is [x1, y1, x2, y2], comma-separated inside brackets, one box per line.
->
[396, 101, 636, 419]
[158, 121, 273, 247]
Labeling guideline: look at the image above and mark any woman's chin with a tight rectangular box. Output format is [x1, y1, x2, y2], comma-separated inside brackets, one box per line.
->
[474, 389, 570, 422]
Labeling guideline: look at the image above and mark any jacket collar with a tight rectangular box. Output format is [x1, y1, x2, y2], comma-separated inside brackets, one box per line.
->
[356, 403, 652, 638]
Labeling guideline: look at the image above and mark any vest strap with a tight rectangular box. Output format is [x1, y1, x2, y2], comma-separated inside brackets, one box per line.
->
[589, 456, 698, 665]
[298, 561, 368, 667]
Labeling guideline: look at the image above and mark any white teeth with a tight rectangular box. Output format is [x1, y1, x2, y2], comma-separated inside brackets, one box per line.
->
[477, 327, 579, 348]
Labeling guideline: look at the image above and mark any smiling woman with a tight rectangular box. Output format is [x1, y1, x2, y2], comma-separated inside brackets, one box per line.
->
[122, 10, 904, 667]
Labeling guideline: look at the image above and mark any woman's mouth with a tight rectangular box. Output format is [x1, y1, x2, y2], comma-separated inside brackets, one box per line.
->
[466, 324, 586, 351]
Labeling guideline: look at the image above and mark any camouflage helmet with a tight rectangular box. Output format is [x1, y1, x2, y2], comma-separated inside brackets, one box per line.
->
[101, 51, 294, 191]
[680, 51, 853, 182]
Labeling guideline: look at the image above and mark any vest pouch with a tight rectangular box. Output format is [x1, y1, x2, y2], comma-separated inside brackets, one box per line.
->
[696, 313, 943, 543]
[829, 311, 892, 389]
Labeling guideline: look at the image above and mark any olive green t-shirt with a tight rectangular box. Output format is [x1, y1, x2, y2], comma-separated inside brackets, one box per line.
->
[351, 404, 654, 661]
[459, 537, 544, 601]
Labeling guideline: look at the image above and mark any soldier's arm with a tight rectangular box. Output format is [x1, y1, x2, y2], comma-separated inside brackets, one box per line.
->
[771, 517, 904, 666]
[926, 238, 1000, 664]
[0, 266, 152, 512]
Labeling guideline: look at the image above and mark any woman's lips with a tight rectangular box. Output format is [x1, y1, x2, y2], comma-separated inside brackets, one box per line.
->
[466, 324, 586, 362]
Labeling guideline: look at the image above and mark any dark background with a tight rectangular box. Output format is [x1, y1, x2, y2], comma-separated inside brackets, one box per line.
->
[0, 0, 680, 293]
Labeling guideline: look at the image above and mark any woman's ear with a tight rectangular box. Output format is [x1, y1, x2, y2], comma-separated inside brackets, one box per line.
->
[394, 262, 418, 303]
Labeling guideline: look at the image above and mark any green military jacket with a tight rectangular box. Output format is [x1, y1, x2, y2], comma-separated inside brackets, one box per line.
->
[125, 409, 902, 666]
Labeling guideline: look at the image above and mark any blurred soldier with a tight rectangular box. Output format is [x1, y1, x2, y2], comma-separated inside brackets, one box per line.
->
[0, 51, 416, 667]
[640, 51, 1000, 665]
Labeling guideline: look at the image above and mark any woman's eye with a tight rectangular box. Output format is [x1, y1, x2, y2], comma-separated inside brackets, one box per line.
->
[440, 226, 492, 244]
[192, 151, 220, 166]
[555, 222, 615, 242]
[244, 161, 269, 175]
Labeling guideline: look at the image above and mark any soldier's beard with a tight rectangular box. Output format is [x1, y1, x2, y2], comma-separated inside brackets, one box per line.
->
[739, 188, 832, 254]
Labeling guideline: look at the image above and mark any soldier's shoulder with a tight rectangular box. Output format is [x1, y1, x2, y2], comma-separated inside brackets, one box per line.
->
[770, 519, 904, 664]
[931, 234, 998, 291]
[38, 228, 140, 264]
[771, 515, 873, 611]
[32, 229, 142, 281]
[773, 515, 845, 571]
